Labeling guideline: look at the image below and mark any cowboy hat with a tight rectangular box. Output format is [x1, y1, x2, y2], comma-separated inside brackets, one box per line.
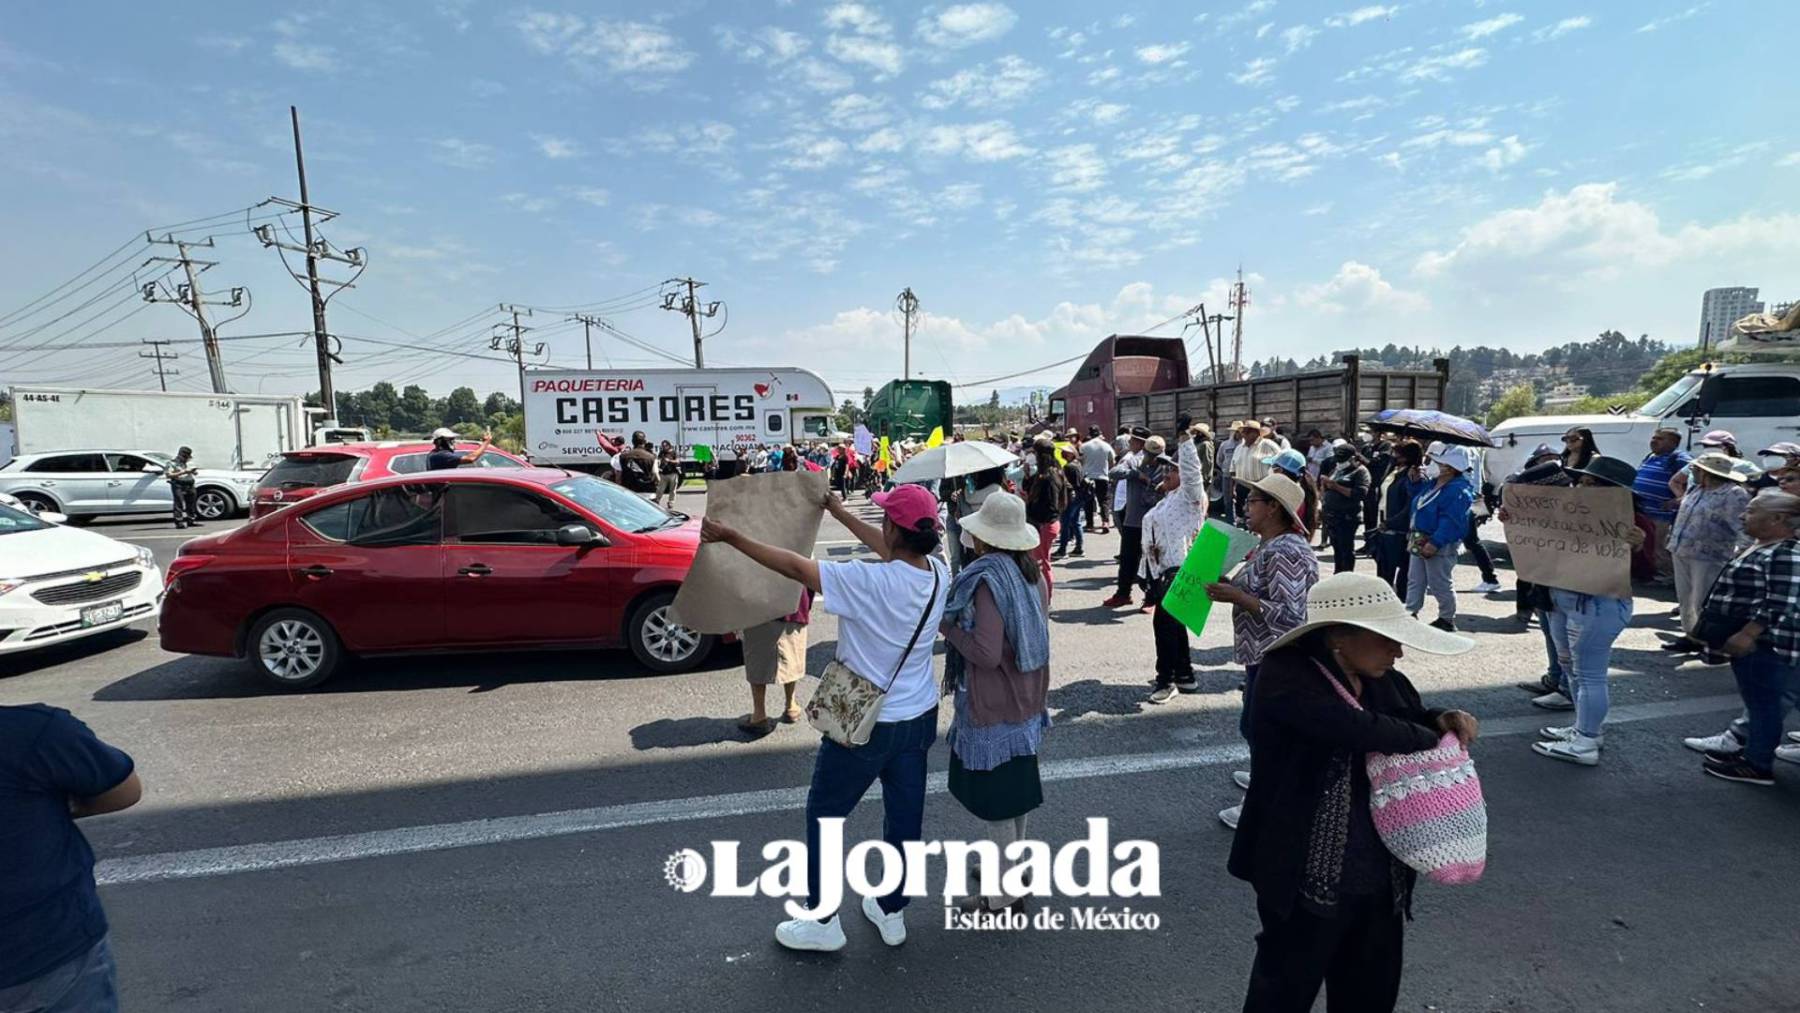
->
[1692, 452, 1761, 483]
[1564, 455, 1637, 489]
[1249, 472, 1305, 529]
[1144, 435, 1167, 455]
[958, 490, 1039, 551]
[1264, 573, 1475, 655]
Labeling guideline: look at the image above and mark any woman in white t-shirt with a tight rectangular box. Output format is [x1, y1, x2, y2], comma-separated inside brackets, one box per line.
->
[700, 482, 948, 955]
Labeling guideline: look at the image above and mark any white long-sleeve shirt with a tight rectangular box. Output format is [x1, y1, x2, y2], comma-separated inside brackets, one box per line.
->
[1142, 437, 1210, 578]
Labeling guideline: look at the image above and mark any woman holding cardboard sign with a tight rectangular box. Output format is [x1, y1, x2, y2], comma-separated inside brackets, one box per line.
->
[1531, 456, 1648, 767]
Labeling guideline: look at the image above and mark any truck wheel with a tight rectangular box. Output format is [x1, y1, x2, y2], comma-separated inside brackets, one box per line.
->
[195, 488, 235, 520]
[247, 608, 342, 689]
[626, 591, 714, 673]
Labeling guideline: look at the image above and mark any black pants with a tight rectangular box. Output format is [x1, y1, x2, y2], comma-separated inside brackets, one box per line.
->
[1325, 513, 1359, 574]
[170, 482, 198, 525]
[1115, 524, 1142, 597]
[1151, 597, 1190, 686]
[1087, 478, 1110, 528]
[1372, 531, 1409, 600]
[1234, 484, 1250, 519]
[1244, 895, 1404, 1013]
[1462, 515, 1497, 583]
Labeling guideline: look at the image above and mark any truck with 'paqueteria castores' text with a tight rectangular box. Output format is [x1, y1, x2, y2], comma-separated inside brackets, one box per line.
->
[521, 368, 836, 467]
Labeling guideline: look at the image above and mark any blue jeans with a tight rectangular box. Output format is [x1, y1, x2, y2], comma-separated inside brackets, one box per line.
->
[0, 936, 118, 1013]
[1404, 547, 1458, 620]
[804, 708, 938, 915]
[1730, 648, 1800, 771]
[1057, 494, 1085, 552]
[1547, 589, 1633, 739]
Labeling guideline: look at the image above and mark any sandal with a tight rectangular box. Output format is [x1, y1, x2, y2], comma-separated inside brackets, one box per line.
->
[737, 715, 775, 734]
[781, 706, 804, 724]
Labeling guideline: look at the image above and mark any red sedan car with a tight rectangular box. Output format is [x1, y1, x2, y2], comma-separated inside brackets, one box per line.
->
[161, 468, 713, 688]
[249, 440, 529, 519]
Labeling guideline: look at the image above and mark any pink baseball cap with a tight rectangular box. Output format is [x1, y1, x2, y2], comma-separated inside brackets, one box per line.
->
[872, 484, 942, 531]
[1697, 429, 1737, 447]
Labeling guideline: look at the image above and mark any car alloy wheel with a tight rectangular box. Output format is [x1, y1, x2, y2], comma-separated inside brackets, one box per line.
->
[259, 619, 326, 683]
[641, 604, 701, 664]
[195, 489, 233, 520]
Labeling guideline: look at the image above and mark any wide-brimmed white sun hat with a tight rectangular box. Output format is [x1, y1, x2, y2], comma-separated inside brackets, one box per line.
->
[959, 490, 1040, 552]
[1691, 451, 1760, 483]
[1265, 572, 1475, 655]
[1249, 472, 1306, 532]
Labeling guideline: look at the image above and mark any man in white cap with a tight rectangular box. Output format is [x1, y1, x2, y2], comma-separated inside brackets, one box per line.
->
[426, 427, 493, 470]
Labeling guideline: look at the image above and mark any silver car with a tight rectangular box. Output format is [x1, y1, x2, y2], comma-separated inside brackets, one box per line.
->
[0, 450, 264, 524]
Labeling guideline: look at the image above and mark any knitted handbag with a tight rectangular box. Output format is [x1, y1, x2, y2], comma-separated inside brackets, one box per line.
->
[1318, 662, 1487, 885]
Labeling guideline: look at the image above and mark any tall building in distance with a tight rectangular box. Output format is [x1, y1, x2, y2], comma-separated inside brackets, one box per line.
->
[1698, 287, 1763, 347]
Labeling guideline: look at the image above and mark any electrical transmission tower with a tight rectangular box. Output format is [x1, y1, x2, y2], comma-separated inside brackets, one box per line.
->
[252, 106, 366, 418]
[895, 287, 919, 380]
[491, 304, 542, 406]
[141, 234, 248, 393]
[138, 339, 179, 391]
[661, 278, 721, 367]
[1228, 266, 1251, 382]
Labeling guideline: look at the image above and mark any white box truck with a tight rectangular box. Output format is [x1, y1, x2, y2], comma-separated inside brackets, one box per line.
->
[7, 386, 314, 471]
[522, 367, 837, 466]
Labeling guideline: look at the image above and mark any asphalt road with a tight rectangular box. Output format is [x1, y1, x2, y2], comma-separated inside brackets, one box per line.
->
[4, 492, 1797, 1012]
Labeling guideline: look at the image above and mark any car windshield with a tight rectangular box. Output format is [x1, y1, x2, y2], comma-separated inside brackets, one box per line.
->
[0, 503, 50, 535]
[258, 454, 358, 491]
[1640, 373, 1704, 417]
[549, 475, 678, 532]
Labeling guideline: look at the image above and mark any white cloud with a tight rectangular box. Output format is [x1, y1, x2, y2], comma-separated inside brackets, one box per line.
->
[1281, 25, 1318, 53]
[1045, 144, 1108, 192]
[920, 120, 1032, 161]
[1326, 5, 1397, 28]
[1066, 98, 1130, 126]
[531, 134, 581, 159]
[273, 42, 339, 72]
[1135, 42, 1190, 65]
[778, 135, 849, 170]
[515, 13, 693, 83]
[919, 55, 1045, 110]
[826, 93, 894, 130]
[1461, 13, 1523, 39]
[1398, 47, 1487, 82]
[793, 57, 855, 92]
[1534, 15, 1593, 42]
[1479, 135, 1529, 172]
[1303, 202, 1333, 216]
[1780, 152, 1800, 168]
[197, 34, 251, 53]
[1295, 261, 1427, 314]
[717, 25, 812, 62]
[824, 3, 891, 36]
[827, 34, 904, 76]
[916, 4, 1018, 48]
[431, 137, 494, 169]
[501, 192, 554, 214]
[562, 186, 609, 206]
[1232, 57, 1277, 86]
[1637, 4, 1708, 33]
[937, 181, 984, 208]
[1404, 128, 1494, 149]
[856, 127, 906, 153]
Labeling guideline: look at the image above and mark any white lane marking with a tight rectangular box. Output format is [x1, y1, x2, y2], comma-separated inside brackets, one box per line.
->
[94, 694, 1742, 887]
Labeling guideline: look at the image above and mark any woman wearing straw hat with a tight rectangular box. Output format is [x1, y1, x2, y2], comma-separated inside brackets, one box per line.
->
[1664, 452, 1755, 661]
[1404, 445, 1477, 632]
[1206, 472, 1320, 829]
[1229, 572, 1477, 1013]
[938, 490, 1053, 909]
[1531, 456, 1648, 767]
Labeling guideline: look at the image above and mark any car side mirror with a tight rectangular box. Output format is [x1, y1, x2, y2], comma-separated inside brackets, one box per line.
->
[555, 523, 604, 547]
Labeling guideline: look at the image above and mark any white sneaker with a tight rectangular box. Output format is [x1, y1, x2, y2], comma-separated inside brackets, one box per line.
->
[1533, 734, 1601, 766]
[861, 894, 906, 947]
[776, 914, 846, 952]
[1683, 730, 1742, 755]
[1232, 770, 1252, 791]
[1473, 580, 1503, 593]
[1788, 731, 1800, 745]
[1531, 691, 1575, 711]
[1776, 743, 1800, 766]
[1218, 804, 1242, 829]
[1538, 725, 1577, 742]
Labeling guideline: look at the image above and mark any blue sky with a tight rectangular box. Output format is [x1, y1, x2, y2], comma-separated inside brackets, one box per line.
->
[1, 0, 1796, 404]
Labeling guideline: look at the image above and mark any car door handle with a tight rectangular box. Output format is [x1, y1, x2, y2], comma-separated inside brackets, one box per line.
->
[298, 565, 333, 579]
[37, 480, 54, 487]
[458, 564, 492, 577]
[106, 480, 122, 486]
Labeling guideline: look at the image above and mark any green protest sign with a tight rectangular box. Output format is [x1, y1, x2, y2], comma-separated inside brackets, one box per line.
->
[692, 444, 714, 463]
[1160, 521, 1259, 636]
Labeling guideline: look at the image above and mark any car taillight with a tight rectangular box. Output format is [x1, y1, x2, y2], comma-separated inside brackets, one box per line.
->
[164, 554, 215, 588]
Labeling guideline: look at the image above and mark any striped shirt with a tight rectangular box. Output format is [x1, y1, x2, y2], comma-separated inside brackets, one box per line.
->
[1229, 532, 1319, 666]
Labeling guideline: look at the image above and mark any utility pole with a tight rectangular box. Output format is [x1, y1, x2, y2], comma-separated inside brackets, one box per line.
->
[491, 304, 540, 407]
[138, 340, 179, 392]
[1206, 311, 1234, 383]
[1228, 266, 1251, 382]
[142, 234, 246, 393]
[568, 313, 602, 370]
[252, 106, 366, 421]
[895, 287, 919, 379]
[661, 278, 720, 367]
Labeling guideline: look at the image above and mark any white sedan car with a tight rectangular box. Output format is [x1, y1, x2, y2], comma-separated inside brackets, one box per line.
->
[0, 450, 264, 523]
[0, 500, 161, 654]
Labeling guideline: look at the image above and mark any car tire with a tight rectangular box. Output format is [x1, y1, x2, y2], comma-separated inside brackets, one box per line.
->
[194, 487, 235, 521]
[11, 492, 59, 516]
[626, 591, 714, 673]
[246, 608, 342, 689]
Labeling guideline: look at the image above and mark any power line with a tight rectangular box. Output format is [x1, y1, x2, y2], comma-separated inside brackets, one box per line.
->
[660, 276, 719, 367]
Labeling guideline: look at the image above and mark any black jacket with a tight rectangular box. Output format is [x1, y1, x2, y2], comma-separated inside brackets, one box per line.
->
[1227, 641, 1445, 918]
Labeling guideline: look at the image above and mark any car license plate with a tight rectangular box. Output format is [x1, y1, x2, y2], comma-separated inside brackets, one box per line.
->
[80, 601, 125, 628]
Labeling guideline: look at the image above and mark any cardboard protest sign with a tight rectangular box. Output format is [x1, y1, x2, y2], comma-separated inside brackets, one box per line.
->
[1160, 520, 1261, 635]
[1499, 483, 1635, 599]
[670, 470, 828, 634]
